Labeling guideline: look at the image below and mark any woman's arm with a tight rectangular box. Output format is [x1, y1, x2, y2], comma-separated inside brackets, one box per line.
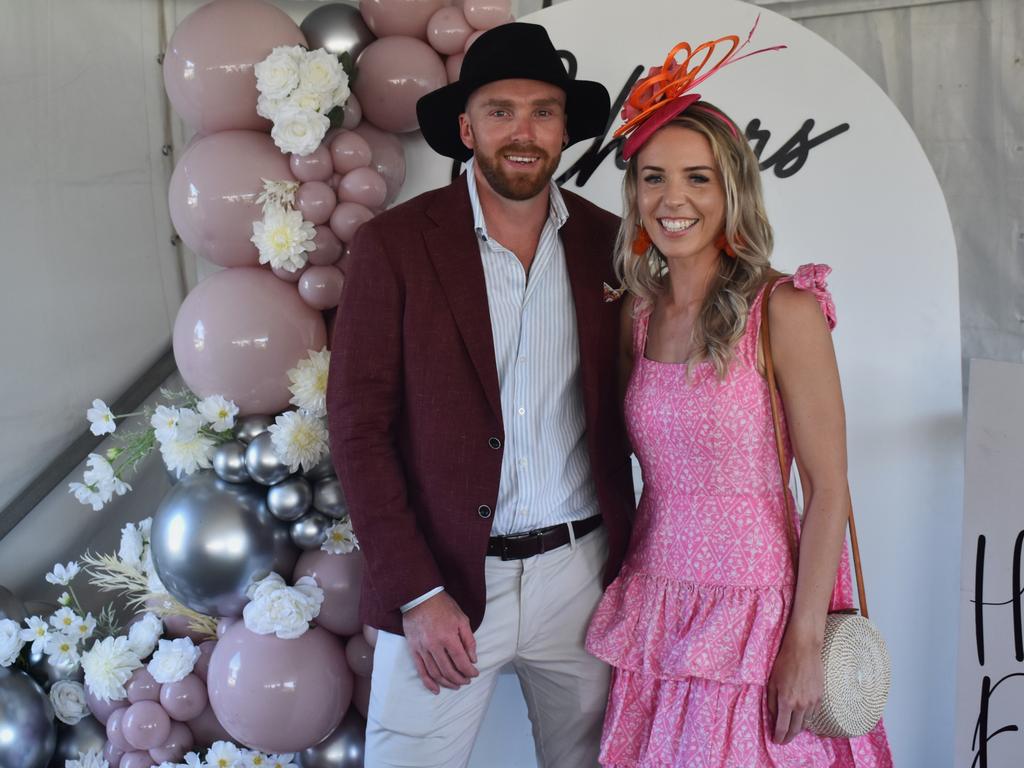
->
[764, 283, 851, 744]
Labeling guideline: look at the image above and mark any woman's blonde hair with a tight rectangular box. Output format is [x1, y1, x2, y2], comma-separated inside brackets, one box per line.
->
[613, 101, 774, 378]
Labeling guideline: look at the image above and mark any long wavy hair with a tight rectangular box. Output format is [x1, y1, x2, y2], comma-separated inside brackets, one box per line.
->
[613, 101, 775, 378]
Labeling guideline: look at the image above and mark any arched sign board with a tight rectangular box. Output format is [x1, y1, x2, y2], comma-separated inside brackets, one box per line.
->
[396, 1, 963, 764]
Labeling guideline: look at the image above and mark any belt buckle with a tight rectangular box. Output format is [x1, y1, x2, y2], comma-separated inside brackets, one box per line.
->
[501, 529, 539, 561]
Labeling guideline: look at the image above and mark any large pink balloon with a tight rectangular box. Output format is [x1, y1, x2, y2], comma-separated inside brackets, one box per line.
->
[163, 0, 307, 133]
[299, 266, 345, 311]
[352, 123, 407, 205]
[338, 167, 387, 209]
[329, 202, 375, 243]
[186, 704, 232, 749]
[293, 550, 364, 637]
[122, 700, 172, 751]
[359, 0, 445, 39]
[168, 131, 295, 267]
[160, 674, 208, 722]
[149, 722, 194, 763]
[207, 623, 352, 753]
[427, 7, 473, 55]
[172, 268, 327, 415]
[463, 0, 511, 30]
[86, 688, 126, 725]
[354, 37, 447, 134]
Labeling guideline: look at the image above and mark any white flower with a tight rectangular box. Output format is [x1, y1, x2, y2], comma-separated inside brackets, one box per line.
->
[160, 432, 216, 478]
[71, 613, 97, 644]
[148, 637, 201, 684]
[50, 679, 90, 725]
[241, 751, 272, 768]
[255, 179, 300, 214]
[243, 573, 323, 640]
[267, 755, 298, 768]
[68, 481, 106, 511]
[127, 612, 163, 659]
[322, 517, 359, 555]
[81, 635, 143, 702]
[183, 754, 203, 768]
[50, 607, 80, 634]
[251, 207, 316, 272]
[0, 619, 25, 667]
[268, 411, 328, 473]
[299, 49, 345, 101]
[146, 562, 169, 596]
[20, 616, 51, 655]
[86, 399, 116, 436]
[288, 86, 331, 115]
[43, 633, 80, 667]
[207, 741, 244, 768]
[58, 592, 72, 607]
[152, 405, 181, 444]
[255, 45, 303, 101]
[257, 93, 285, 121]
[118, 522, 145, 569]
[198, 395, 239, 432]
[287, 348, 330, 418]
[66, 748, 109, 768]
[269, 102, 330, 156]
[45, 560, 80, 586]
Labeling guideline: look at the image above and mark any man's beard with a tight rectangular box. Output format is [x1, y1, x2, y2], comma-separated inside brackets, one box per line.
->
[474, 143, 561, 201]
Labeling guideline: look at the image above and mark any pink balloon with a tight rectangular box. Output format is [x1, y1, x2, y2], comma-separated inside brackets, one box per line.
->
[331, 131, 373, 175]
[309, 225, 343, 266]
[352, 123, 407, 205]
[446, 52, 465, 83]
[271, 262, 307, 283]
[103, 741, 124, 766]
[352, 674, 371, 718]
[353, 37, 447, 134]
[290, 143, 335, 183]
[186, 704, 232, 749]
[345, 634, 374, 677]
[149, 722, 195, 763]
[193, 641, 217, 682]
[463, 0, 511, 30]
[119, 751, 153, 768]
[464, 29, 484, 52]
[338, 167, 388, 209]
[216, 618, 236, 639]
[159, 611, 209, 644]
[207, 623, 352, 753]
[299, 266, 345, 311]
[427, 7, 472, 55]
[160, 674, 208, 722]
[126, 668, 161, 704]
[328, 172, 343, 190]
[359, 0, 445, 39]
[293, 550, 364, 637]
[163, 0, 306, 133]
[168, 131, 295, 267]
[296, 181, 338, 225]
[172, 268, 326, 416]
[329, 202, 375, 243]
[86, 687, 125, 724]
[106, 708, 132, 753]
[342, 94, 363, 130]
[122, 700, 172, 751]
[363, 625, 378, 648]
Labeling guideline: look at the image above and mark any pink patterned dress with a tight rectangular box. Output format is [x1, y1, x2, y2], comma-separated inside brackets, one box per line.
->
[586, 265, 893, 767]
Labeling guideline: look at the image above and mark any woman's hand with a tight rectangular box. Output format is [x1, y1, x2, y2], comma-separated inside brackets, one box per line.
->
[766, 628, 824, 744]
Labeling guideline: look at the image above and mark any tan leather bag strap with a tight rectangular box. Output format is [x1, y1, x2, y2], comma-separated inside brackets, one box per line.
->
[759, 277, 870, 619]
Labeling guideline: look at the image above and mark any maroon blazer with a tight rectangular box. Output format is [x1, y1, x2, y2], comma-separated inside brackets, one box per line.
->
[326, 174, 634, 635]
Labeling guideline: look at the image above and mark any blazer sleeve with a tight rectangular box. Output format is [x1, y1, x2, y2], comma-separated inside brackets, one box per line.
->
[326, 224, 445, 612]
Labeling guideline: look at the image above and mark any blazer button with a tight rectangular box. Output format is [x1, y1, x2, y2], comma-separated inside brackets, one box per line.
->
[488, 437, 502, 450]
[478, 505, 492, 519]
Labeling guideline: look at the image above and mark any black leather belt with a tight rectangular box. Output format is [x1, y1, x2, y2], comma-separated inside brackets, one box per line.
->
[486, 515, 602, 560]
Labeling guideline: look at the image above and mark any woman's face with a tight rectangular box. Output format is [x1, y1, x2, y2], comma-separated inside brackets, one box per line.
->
[635, 124, 726, 265]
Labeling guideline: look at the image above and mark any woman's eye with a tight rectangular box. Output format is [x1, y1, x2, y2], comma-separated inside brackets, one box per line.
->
[690, 174, 710, 184]
[643, 174, 663, 184]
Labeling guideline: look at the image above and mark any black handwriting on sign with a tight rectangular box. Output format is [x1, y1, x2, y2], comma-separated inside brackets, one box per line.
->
[972, 673, 1024, 768]
[745, 118, 850, 178]
[971, 532, 1024, 666]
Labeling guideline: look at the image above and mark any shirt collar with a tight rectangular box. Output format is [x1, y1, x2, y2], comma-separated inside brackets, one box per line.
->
[464, 157, 569, 242]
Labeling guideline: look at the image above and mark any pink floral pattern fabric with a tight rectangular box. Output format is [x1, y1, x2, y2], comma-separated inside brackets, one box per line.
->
[586, 265, 892, 767]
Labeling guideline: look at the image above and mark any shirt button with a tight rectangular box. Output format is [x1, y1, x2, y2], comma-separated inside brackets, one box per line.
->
[478, 505, 493, 519]
[518, 407, 525, 416]
[488, 437, 502, 450]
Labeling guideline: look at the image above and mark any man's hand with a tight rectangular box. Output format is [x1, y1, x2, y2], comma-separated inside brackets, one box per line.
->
[402, 591, 479, 694]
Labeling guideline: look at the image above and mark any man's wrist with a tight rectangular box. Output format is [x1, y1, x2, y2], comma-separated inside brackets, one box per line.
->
[400, 586, 445, 613]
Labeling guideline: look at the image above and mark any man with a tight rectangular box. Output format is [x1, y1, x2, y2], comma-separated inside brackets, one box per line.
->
[327, 22, 634, 768]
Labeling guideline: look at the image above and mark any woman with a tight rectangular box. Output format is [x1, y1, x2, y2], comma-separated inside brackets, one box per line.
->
[584, 41, 894, 768]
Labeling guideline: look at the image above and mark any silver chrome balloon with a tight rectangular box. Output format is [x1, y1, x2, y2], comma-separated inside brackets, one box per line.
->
[301, 4, 376, 61]
[0, 667, 56, 768]
[150, 471, 299, 617]
[234, 414, 274, 445]
[313, 477, 348, 519]
[50, 715, 107, 766]
[268, 476, 314, 522]
[304, 448, 336, 483]
[213, 440, 252, 484]
[291, 512, 330, 550]
[298, 708, 367, 768]
[27, 647, 84, 690]
[0, 584, 26, 623]
[245, 431, 292, 486]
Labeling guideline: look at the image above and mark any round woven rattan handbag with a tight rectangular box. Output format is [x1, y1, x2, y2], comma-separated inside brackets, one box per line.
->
[761, 278, 891, 738]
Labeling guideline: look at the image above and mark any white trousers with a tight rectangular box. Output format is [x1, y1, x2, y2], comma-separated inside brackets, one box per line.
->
[365, 526, 611, 768]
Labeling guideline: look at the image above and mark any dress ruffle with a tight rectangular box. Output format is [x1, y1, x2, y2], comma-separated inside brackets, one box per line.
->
[586, 567, 791, 686]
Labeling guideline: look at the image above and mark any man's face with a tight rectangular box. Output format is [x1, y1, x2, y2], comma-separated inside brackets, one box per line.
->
[458, 79, 569, 201]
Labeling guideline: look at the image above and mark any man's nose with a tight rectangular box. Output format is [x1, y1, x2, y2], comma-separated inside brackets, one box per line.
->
[510, 114, 536, 143]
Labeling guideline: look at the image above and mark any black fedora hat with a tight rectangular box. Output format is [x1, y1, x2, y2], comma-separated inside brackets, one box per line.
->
[416, 23, 611, 162]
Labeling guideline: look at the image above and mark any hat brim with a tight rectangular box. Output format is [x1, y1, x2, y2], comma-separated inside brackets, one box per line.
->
[621, 93, 701, 161]
[417, 78, 612, 162]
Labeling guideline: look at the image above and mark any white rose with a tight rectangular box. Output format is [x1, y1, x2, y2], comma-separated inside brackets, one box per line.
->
[50, 679, 90, 725]
[298, 49, 344, 99]
[255, 45, 303, 101]
[147, 637, 201, 684]
[270, 103, 330, 157]
[243, 574, 323, 640]
[126, 613, 163, 658]
[0, 619, 25, 667]
[257, 93, 285, 121]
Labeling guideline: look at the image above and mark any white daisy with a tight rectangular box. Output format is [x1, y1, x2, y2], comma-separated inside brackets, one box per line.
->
[68, 481, 106, 511]
[267, 756, 298, 768]
[197, 395, 239, 432]
[251, 207, 316, 272]
[71, 613, 97, 644]
[207, 741, 244, 768]
[160, 432, 216, 478]
[287, 348, 330, 418]
[44, 633, 80, 667]
[86, 399, 116, 436]
[322, 517, 359, 555]
[45, 560, 80, 586]
[20, 616, 51, 655]
[268, 411, 328, 473]
[50, 607, 80, 634]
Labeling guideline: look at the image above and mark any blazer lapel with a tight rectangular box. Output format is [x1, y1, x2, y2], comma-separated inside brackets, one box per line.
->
[423, 177, 503, 423]
[560, 201, 601, 429]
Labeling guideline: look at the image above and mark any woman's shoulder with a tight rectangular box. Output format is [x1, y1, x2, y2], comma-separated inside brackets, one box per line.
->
[763, 263, 837, 331]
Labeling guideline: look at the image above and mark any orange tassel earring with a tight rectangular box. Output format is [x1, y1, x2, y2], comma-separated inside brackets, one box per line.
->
[715, 232, 737, 258]
[632, 221, 653, 255]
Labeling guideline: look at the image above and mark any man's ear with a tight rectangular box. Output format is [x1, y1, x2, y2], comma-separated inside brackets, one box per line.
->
[459, 113, 474, 151]
[562, 130, 569, 148]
